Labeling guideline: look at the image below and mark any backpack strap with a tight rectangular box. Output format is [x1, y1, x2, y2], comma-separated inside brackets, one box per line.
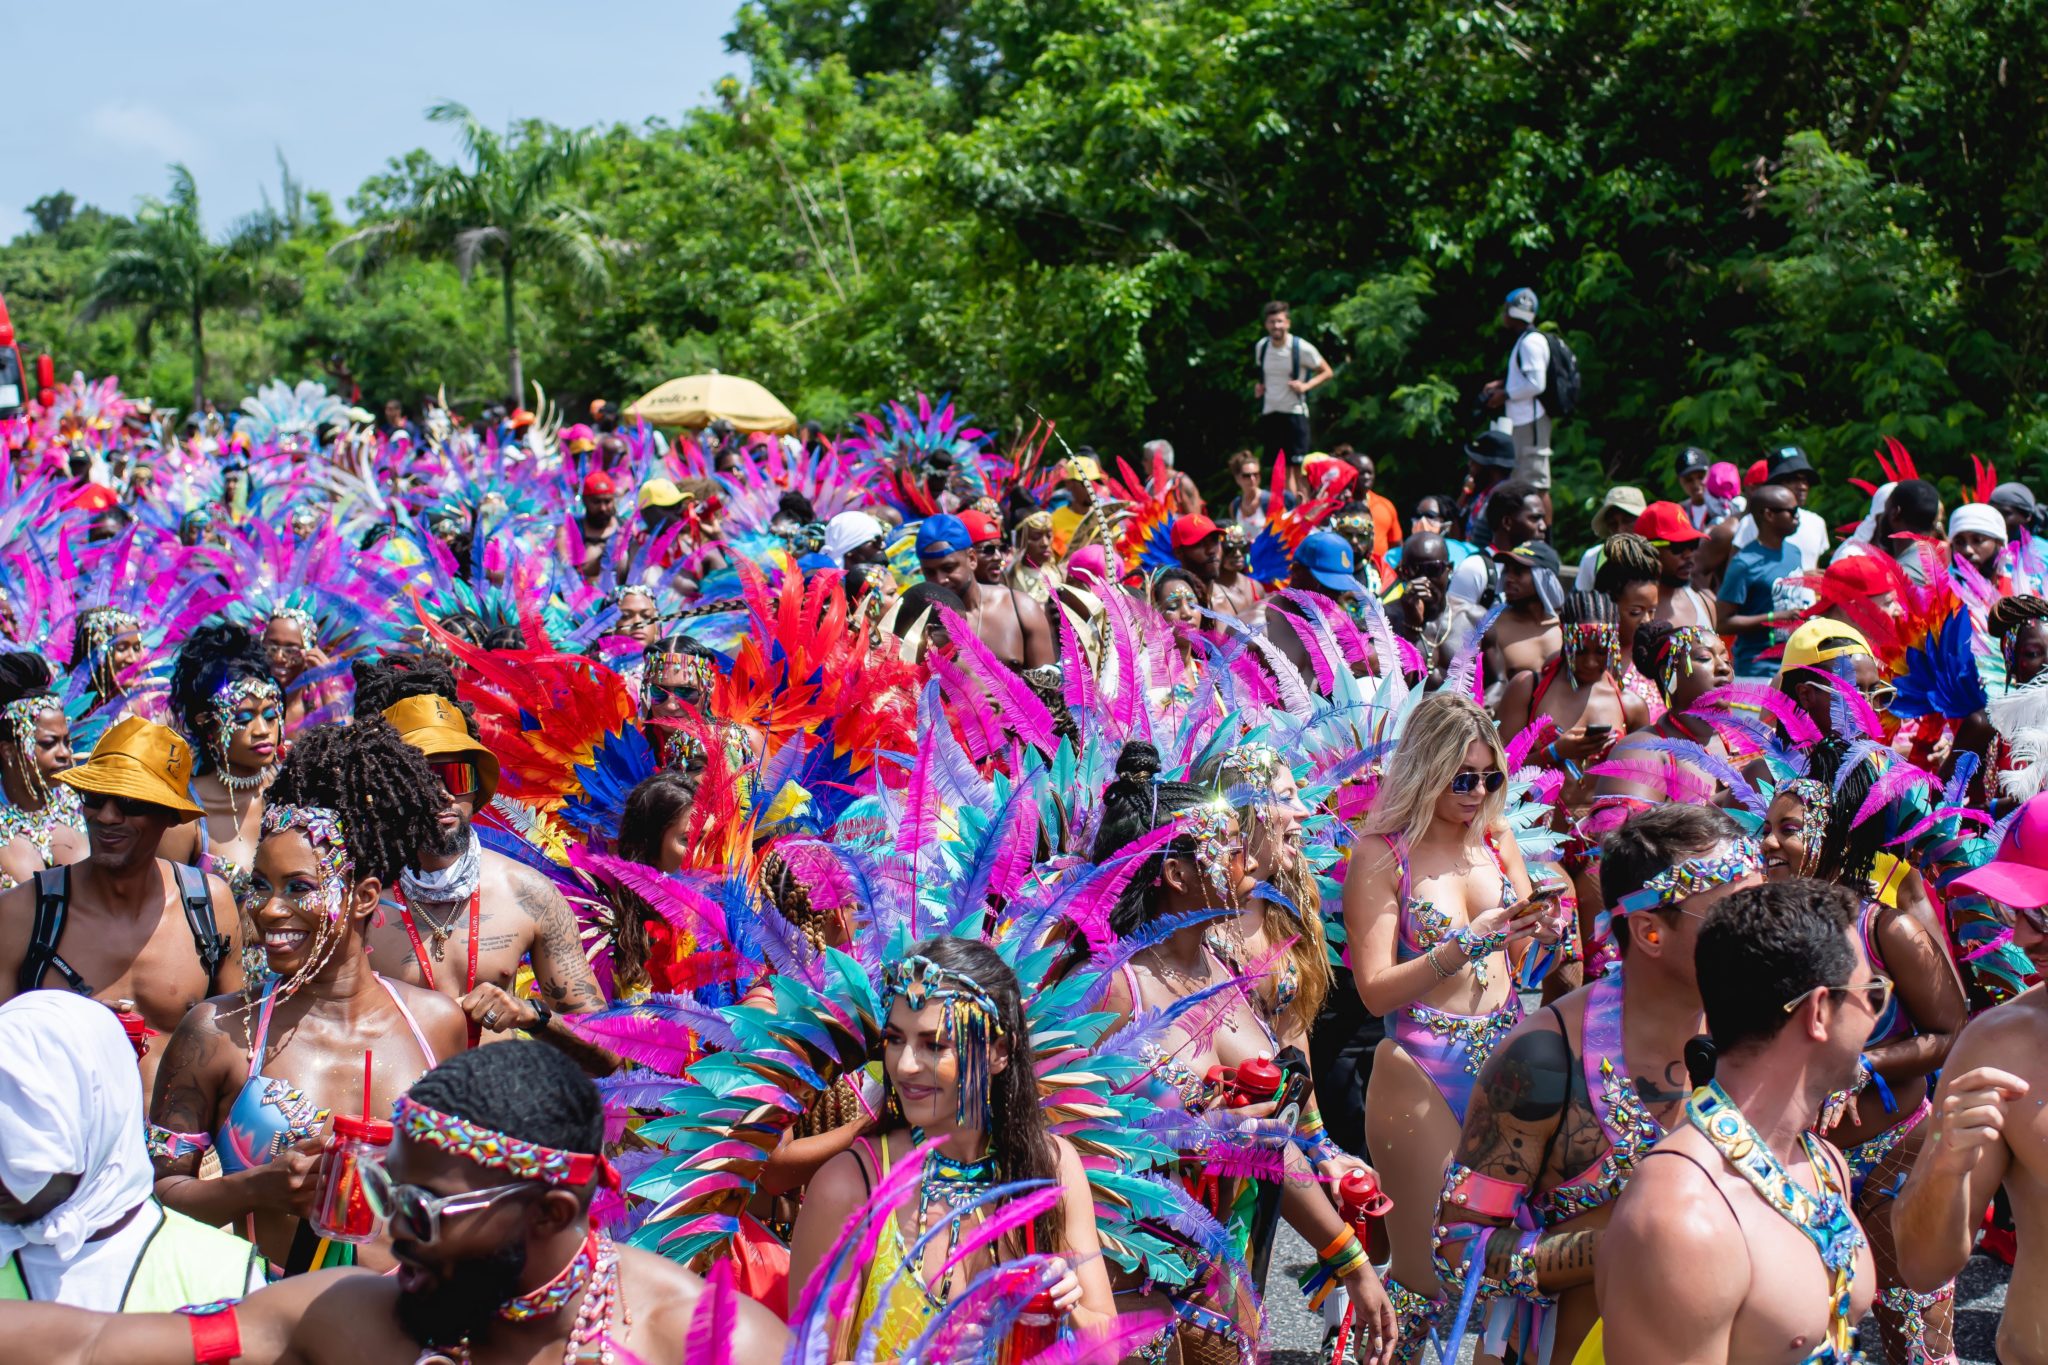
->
[18, 868, 91, 996]
[173, 863, 231, 995]
[1255, 337, 1268, 374]
[1290, 335, 1301, 381]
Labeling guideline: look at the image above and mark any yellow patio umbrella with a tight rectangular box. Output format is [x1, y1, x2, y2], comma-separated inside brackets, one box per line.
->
[624, 373, 797, 433]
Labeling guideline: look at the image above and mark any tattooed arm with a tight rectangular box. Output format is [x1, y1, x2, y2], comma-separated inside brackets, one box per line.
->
[148, 1000, 318, 1227]
[1434, 1013, 1604, 1294]
[493, 866, 621, 1076]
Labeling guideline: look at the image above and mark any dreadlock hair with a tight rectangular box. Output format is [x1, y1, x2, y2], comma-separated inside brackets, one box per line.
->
[169, 620, 282, 774]
[268, 718, 445, 886]
[1192, 749, 1331, 1037]
[889, 936, 1063, 1258]
[1592, 533, 1661, 598]
[1091, 740, 1212, 937]
[406, 1042, 604, 1195]
[351, 654, 479, 735]
[1800, 746, 1884, 892]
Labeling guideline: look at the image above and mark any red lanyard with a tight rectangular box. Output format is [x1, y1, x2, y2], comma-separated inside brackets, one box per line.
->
[398, 888, 483, 1049]
[396, 888, 480, 996]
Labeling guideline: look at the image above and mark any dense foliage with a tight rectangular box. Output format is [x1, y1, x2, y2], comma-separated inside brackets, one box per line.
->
[6, 0, 2045, 529]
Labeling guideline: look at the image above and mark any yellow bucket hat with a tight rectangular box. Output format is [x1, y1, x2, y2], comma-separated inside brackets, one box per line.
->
[381, 695, 501, 807]
[54, 717, 204, 820]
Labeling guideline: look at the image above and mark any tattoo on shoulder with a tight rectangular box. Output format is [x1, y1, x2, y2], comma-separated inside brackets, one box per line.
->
[1481, 1027, 1573, 1122]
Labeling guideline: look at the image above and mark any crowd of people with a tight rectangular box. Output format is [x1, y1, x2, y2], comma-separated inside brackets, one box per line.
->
[0, 344, 2045, 1365]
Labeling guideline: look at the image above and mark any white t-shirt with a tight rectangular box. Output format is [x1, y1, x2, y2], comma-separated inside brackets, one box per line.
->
[1447, 551, 1498, 607]
[1731, 507, 1830, 570]
[1505, 331, 1550, 426]
[1258, 335, 1327, 416]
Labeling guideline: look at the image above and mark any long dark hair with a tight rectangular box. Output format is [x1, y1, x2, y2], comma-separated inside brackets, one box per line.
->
[1090, 741, 1210, 937]
[890, 936, 1063, 1257]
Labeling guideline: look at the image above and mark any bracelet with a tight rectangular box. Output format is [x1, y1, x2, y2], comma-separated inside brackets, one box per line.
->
[1320, 1226, 1371, 1281]
[177, 1303, 242, 1365]
[1425, 943, 1455, 979]
[1502, 1229, 1551, 1305]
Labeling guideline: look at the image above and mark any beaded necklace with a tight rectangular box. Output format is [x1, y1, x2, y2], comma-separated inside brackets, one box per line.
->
[1687, 1081, 1864, 1361]
[417, 1230, 627, 1365]
[909, 1132, 999, 1309]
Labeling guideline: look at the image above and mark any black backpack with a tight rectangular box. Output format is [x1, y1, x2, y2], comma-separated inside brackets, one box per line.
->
[1515, 328, 1581, 418]
[17, 863, 229, 997]
[1255, 335, 1302, 380]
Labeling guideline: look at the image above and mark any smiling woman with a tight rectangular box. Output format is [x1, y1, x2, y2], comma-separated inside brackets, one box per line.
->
[145, 719, 468, 1277]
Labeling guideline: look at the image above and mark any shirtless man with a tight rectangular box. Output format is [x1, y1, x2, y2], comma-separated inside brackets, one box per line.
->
[1895, 795, 2048, 1363]
[351, 666, 608, 1068]
[1386, 532, 1455, 685]
[961, 507, 1010, 591]
[914, 513, 1054, 669]
[1211, 525, 1266, 626]
[0, 717, 242, 1091]
[1634, 500, 1717, 627]
[0, 1043, 789, 1364]
[1598, 878, 1879, 1363]
[1482, 541, 1565, 685]
[1434, 805, 1760, 1363]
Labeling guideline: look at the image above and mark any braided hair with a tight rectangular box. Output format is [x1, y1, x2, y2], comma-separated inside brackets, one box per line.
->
[169, 620, 281, 773]
[1592, 533, 1661, 599]
[1990, 595, 2048, 678]
[267, 718, 445, 886]
[351, 653, 479, 735]
[1801, 746, 1885, 892]
[1090, 741, 1212, 936]
[1559, 590, 1620, 671]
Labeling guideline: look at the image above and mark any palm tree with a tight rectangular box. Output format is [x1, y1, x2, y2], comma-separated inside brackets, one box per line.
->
[331, 102, 610, 403]
[81, 165, 265, 408]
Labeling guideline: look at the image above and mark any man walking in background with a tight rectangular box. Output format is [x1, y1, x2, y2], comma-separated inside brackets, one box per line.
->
[1253, 300, 1332, 465]
[1482, 287, 1556, 517]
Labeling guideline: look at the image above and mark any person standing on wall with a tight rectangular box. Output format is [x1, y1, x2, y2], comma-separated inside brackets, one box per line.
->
[1481, 287, 1576, 523]
[1253, 300, 1333, 466]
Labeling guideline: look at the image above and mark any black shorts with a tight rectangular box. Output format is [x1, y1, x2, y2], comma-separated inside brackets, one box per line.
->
[1257, 410, 1311, 463]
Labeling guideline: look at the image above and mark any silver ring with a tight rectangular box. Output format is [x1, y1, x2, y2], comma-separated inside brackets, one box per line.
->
[483, 1011, 499, 1028]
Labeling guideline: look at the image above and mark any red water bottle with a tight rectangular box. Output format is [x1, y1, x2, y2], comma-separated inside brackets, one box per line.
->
[1338, 1167, 1394, 1226]
[1002, 1288, 1066, 1363]
[1231, 1056, 1282, 1107]
[311, 1114, 394, 1244]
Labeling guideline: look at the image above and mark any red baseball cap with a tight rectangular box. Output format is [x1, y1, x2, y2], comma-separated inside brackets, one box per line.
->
[582, 470, 618, 498]
[1170, 513, 1222, 551]
[1632, 501, 1705, 544]
[1821, 551, 1894, 602]
[1951, 794, 2048, 910]
[959, 509, 1002, 545]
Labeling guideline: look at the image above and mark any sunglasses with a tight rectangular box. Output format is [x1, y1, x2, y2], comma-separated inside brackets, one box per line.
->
[1781, 974, 1894, 1017]
[1861, 683, 1898, 710]
[643, 682, 702, 707]
[430, 760, 482, 798]
[360, 1160, 535, 1245]
[1405, 560, 1451, 579]
[1449, 769, 1506, 796]
[78, 790, 174, 820]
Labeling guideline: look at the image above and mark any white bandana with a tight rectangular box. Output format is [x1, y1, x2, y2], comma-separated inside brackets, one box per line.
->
[399, 828, 483, 907]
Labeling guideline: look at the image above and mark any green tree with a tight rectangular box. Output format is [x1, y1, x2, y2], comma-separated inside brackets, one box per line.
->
[78, 165, 267, 408]
[332, 102, 611, 404]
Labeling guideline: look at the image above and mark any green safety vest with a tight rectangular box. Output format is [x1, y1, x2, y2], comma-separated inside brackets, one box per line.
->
[0, 1204, 262, 1311]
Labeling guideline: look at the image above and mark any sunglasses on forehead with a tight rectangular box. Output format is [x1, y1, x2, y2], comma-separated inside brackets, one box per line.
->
[430, 759, 483, 798]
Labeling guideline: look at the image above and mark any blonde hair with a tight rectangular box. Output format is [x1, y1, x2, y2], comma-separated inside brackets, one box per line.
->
[1361, 693, 1507, 848]
[1196, 747, 1331, 1036]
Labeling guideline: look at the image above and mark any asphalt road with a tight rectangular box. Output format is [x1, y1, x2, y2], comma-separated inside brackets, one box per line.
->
[1259, 1220, 2013, 1363]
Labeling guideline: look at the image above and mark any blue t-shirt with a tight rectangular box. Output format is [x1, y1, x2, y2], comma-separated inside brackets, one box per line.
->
[1718, 539, 1811, 677]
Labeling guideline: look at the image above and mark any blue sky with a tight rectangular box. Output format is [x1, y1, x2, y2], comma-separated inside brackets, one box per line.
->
[7, 0, 745, 239]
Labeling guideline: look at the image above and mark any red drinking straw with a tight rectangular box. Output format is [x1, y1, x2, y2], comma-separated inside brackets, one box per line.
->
[362, 1051, 373, 1118]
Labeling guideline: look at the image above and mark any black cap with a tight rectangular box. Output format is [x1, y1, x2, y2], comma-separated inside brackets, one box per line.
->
[1677, 446, 1713, 477]
[1464, 430, 1517, 469]
[1494, 540, 1562, 576]
[1765, 445, 1816, 482]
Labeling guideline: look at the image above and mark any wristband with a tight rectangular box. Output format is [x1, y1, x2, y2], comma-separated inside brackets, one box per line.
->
[1502, 1229, 1552, 1305]
[178, 1302, 241, 1364]
[522, 998, 554, 1033]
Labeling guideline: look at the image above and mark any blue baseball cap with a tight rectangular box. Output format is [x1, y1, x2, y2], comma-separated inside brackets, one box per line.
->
[916, 513, 972, 560]
[1295, 531, 1367, 596]
[1505, 287, 1539, 322]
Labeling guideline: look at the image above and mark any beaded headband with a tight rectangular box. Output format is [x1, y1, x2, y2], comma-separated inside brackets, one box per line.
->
[259, 804, 353, 917]
[655, 651, 717, 694]
[1658, 625, 1717, 697]
[270, 606, 319, 645]
[210, 677, 283, 763]
[1173, 798, 1240, 901]
[394, 1096, 621, 1191]
[1613, 837, 1763, 915]
[3, 695, 53, 752]
[882, 954, 1009, 1128]
[1779, 778, 1833, 879]
[82, 608, 142, 653]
